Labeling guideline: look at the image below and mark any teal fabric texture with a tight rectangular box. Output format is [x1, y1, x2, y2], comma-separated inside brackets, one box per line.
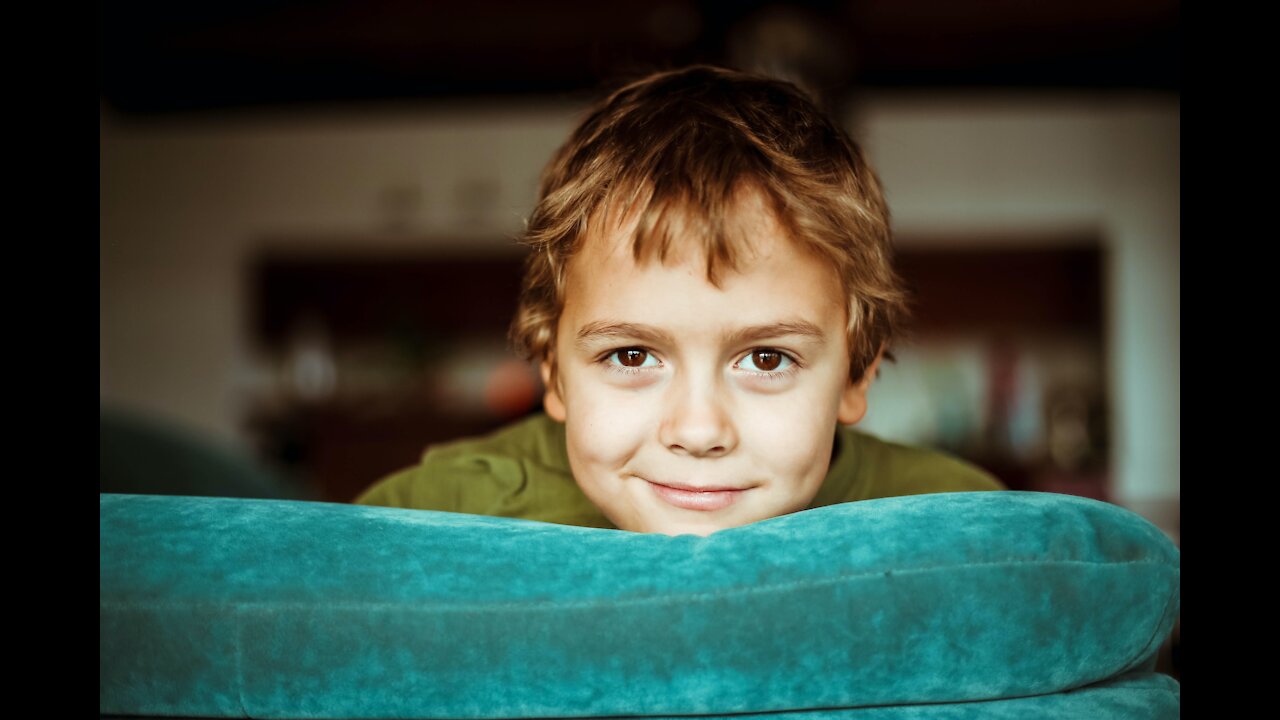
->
[100, 492, 1180, 719]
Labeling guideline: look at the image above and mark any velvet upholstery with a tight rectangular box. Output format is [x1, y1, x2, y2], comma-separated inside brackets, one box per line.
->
[100, 672, 1180, 719]
[100, 491, 1179, 719]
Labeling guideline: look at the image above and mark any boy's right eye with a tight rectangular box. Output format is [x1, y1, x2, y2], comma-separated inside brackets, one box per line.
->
[606, 348, 659, 369]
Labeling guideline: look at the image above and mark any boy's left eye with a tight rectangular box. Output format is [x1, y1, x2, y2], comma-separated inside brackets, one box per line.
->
[737, 349, 794, 373]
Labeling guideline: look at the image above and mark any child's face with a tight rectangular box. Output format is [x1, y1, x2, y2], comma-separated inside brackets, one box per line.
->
[541, 196, 877, 536]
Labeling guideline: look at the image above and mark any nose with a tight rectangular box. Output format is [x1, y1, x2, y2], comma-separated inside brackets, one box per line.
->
[659, 374, 738, 458]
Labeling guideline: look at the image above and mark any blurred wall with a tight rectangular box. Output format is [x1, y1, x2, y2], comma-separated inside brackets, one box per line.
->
[100, 93, 1177, 516]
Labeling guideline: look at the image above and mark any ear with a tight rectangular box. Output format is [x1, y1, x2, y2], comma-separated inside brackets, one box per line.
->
[837, 348, 884, 426]
[540, 355, 567, 422]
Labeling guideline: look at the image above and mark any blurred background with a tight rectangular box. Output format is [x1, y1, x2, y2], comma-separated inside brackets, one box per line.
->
[100, 0, 1178, 546]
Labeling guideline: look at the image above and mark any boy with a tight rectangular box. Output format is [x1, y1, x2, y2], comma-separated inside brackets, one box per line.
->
[356, 65, 1002, 536]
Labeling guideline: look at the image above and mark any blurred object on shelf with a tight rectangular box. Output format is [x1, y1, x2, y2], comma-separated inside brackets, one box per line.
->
[1044, 384, 1108, 472]
[487, 359, 542, 417]
[981, 339, 1020, 460]
[435, 342, 542, 419]
[283, 315, 338, 404]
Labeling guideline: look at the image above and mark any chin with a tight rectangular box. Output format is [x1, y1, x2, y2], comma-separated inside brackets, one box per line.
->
[639, 515, 744, 537]
[655, 525, 719, 538]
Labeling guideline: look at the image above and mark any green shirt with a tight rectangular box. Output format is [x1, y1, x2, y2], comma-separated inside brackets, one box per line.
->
[355, 412, 1003, 529]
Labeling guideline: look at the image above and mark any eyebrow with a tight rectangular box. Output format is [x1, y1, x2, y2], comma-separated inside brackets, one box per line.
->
[574, 320, 828, 350]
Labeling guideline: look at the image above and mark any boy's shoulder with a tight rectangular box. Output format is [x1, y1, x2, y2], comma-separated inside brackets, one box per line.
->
[419, 412, 570, 472]
[811, 426, 1004, 508]
[355, 413, 611, 527]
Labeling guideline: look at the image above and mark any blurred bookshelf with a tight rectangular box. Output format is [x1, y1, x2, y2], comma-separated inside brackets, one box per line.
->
[242, 249, 542, 502]
[862, 241, 1109, 501]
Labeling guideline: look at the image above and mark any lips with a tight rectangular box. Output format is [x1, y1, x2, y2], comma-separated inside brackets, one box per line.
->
[646, 479, 747, 511]
[651, 480, 744, 492]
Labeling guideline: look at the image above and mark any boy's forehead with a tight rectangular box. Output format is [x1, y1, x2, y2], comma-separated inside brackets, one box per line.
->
[560, 193, 847, 341]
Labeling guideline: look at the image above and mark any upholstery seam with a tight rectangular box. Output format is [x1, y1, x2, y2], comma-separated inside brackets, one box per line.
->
[100, 559, 1175, 614]
[1118, 573, 1180, 675]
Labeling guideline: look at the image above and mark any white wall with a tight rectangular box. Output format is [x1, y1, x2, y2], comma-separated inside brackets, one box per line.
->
[100, 92, 1178, 528]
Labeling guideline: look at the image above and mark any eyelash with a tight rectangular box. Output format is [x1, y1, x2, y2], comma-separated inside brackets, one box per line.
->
[596, 347, 802, 381]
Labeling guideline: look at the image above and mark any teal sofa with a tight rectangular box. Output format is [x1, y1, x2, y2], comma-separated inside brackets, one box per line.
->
[100, 491, 1179, 718]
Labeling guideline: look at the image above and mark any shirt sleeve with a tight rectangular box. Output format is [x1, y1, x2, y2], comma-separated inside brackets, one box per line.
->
[849, 431, 1006, 501]
[352, 463, 457, 511]
[882, 445, 1006, 496]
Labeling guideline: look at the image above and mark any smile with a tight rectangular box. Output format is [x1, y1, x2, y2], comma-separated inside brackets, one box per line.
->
[646, 480, 747, 512]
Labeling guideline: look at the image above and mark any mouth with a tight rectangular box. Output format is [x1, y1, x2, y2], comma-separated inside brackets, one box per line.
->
[644, 479, 750, 512]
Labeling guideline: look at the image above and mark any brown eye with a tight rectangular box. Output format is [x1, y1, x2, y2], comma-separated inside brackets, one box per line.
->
[752, 350, 782, 371]
[738, 349, 794, 375]
[618, 349, 649, 367]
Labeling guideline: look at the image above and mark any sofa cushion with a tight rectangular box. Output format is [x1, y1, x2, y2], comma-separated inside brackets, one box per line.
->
[100, 491, 1179, 718]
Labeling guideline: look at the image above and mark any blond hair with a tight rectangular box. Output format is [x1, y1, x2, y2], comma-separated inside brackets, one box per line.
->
[510, 65, 907, 382]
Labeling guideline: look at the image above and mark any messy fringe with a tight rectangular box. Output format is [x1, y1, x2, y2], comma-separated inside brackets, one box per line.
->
[510, 65, 909, 383]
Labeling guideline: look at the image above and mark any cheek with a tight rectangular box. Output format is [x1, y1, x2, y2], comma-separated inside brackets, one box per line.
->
[741, 383, 842, 479]
[563, 383, 654, 470]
